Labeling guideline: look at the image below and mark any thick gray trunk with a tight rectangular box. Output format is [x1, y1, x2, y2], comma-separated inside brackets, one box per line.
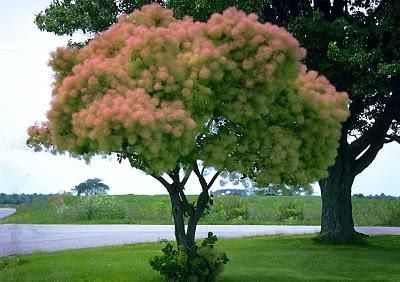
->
[319, 141, 356, 243]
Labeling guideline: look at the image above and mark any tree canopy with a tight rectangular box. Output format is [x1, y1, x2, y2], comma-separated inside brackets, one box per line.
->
[28, 4, 348, 187]
[71, 178, 110, 196]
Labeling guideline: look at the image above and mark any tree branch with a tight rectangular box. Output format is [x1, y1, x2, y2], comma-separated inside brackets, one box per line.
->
[369, 0, 392, 20]
[168, 168, 180, 184]
[208, 171, 221, 189]
[351, 96, 397, 175]
[179, 189, 190, 209]
[150, 174, 172, 193]
[192, 161, 208, 191]
[353, 142, 384, 175]
[181, 169, 192, 186]
[349, 105, 394, 157]
[201, 166, 206, 176]
[385, 134, 400, 144]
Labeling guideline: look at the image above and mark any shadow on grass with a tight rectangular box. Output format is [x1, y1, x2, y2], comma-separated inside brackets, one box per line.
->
[312, 233, 400, 256]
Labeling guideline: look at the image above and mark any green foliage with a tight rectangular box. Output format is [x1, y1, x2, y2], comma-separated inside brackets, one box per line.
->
[56, 195, 128, 221]
[150, 232, 229, 281]
[71, 178, 110, 196]
[15, 257, 30, 266]
[276, 201, 304, 222]
[0, 256, 29, 272]
[0, 259, 9, 271]
[219, 172, 314, 196]
[167, 0, 265, 22]
[35, 0, 122, 36]
[35, 0, 264, 39]
[29, 4, 348, 186]
[255, 184, 313, 196]
[385, 204, 400, 226]
[209, 196, 249, 221]
[0, 193, 50, 205]
[3, 195, 400, 227]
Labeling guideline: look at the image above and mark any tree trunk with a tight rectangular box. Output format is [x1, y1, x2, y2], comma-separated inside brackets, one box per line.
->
[169, 191, 188, 250]
[169, 189, 211, 255]
[186, 191, 209, 252]
[319, 139, 356, 243]
[154, 164, 218, 256]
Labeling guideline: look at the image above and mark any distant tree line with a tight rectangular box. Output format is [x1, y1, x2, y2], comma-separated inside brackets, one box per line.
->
[352, 193, 400, 200]
[0, 193, 51, 205]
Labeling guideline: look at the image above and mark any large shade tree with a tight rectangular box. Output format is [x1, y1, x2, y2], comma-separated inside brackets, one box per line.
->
[166, 0, 400, 242]
[29, 4, 348, 252]
[34, 0, 400, 243]
[273, 0, 400, 242]
[72, 178, 110, 196]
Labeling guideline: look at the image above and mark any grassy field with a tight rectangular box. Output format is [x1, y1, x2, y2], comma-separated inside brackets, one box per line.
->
[0, 235, 399, 281]
[1, 195, 399, 226]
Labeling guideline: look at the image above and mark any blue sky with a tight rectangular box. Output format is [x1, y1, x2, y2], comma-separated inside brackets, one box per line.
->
[0, 0, 398, 196]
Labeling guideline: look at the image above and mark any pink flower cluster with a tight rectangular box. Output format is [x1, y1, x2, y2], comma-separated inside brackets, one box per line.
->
[29, 4, 349, 181]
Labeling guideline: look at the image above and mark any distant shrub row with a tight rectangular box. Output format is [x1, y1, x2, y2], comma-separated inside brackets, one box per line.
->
[352, 193, 400, 200]
[0, 193, 51, 205]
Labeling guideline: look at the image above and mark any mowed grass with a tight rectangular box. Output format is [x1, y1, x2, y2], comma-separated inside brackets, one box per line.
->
[1, 195, 400, 226]
[1, 235, 399, 281]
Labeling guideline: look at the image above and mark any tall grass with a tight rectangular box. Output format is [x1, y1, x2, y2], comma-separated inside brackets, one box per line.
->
[1, 195, 399, 226]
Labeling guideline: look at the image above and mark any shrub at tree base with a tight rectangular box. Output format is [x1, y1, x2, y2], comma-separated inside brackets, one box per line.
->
[150, 232, 228, 282]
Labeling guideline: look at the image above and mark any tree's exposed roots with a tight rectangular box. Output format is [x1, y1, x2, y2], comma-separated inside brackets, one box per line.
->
[313, 231, 369, 245]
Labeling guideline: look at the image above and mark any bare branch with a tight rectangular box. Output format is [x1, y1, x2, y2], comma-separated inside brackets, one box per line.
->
[385, 134, 400, 144]
[349, 106, 394, 157]
[353, 142, 384, 176]
[179, 189, 190, 207]
[192, 161, 208, 191]
[201, 166, 206, 176]
[168, 172, 179, 184]
[207, 171, 222, 189]
[150, 174, 172, 193]
[181, 169, 192, 186]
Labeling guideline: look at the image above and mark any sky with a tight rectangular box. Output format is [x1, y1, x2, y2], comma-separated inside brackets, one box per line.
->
[0, 1, 399, 196]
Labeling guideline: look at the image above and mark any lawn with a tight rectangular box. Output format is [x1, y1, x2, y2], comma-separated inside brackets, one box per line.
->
[1, 235, 399, 281]
[1, 195, 399, 226]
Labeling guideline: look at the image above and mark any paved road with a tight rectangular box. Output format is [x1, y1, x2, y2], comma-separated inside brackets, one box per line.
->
[0, 208, 16, 219]
[1, 224, 399, 257]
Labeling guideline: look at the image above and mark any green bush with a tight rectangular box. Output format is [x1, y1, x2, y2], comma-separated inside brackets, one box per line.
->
[0, 259, 8, 271]
[56, 195, 128, 221]
[210, 196, 249, 221]
[150, 232, 229, 281]
[276, 201, 304, 222]
[385, 204, 400, 226]
[15, 257, 29, 266]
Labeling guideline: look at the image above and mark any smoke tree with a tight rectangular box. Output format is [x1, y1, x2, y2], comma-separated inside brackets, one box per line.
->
[28, 4, 349, 254]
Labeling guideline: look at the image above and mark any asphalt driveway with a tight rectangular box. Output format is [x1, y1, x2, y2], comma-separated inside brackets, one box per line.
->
[0, 208, 16, 219]
[1, 224, 399, 257]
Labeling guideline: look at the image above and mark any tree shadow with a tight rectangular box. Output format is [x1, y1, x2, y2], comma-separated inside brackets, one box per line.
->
[312, 233, 400, 252]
